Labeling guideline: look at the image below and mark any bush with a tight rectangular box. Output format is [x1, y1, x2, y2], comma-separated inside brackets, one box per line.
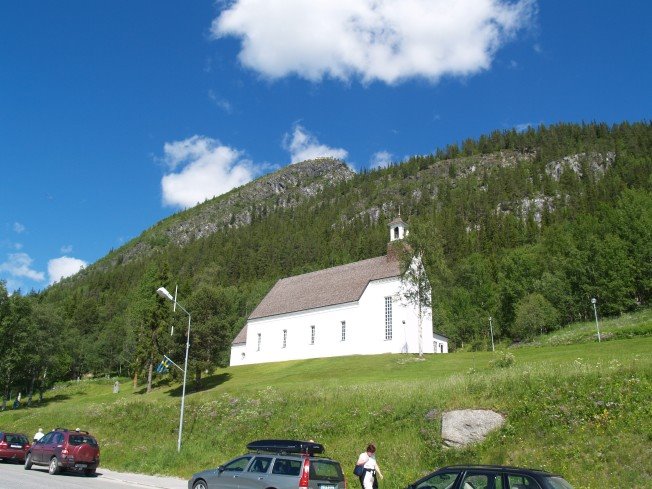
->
[513, 293, 560, 340]
[489, 350, 515, 368]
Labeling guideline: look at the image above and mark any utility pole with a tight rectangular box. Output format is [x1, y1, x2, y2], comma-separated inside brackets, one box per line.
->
[489, 316, 495, 352]
[591, 298, 601, 342]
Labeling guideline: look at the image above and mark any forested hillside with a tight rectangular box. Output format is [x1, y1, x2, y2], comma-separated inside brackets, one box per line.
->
[1, 121, 650, 406]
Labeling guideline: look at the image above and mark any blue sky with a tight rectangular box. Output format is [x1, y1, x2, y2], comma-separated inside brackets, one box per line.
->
[1, 0, 650, 293]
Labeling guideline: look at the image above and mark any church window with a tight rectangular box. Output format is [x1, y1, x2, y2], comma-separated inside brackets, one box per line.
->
[282, 329, 287, 348]
[257, 333, 262, 351]
[310, 325, 315, 345]
[385, 297, 393, 340]
[341, 321, 346, 341]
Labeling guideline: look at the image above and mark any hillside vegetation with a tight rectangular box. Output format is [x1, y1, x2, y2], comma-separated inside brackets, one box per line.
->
[1, 121, 651, 401]
[1, 311, 651, 489]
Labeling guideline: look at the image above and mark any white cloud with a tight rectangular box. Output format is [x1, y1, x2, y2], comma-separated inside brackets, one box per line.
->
[208, 90, 233, 113]
[211, 0, 536, 84]
[61, 244, 73, 253]
[371, 150, 393, 168]
[0, 252, 45, 282]
[13, 222, 25, 234]
[161, 135, 255, 209]
[284, 125, 348, 163]
[48, 256, 86, 285]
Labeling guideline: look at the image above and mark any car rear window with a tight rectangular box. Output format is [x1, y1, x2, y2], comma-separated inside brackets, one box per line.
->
[6, 434, 28, 445]
[68, 435, 98, 447]
[310, 460, 344, 482]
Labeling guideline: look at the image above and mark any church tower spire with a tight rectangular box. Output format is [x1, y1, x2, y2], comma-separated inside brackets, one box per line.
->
[388, 215, 407, 242]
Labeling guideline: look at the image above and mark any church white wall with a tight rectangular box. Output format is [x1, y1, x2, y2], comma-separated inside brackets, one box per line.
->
[230, 276, 437, 366]
[433, 333, 449, 353]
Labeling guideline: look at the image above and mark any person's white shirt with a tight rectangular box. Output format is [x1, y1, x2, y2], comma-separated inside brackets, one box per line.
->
[358, 452, 377, 470]
[33, 429, 44, 442]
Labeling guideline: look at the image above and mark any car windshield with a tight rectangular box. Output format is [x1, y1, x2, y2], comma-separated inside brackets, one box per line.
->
[6, 434, 28, 444]
[309, 460, 344, 482]
[414, 471, 461, 489]
[68, 435, 98, 447]
[544, 476, 575, 489]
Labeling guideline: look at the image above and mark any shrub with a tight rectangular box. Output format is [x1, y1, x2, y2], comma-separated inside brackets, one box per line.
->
[489, 350, 515, 368]
[513, 293, 560, 340]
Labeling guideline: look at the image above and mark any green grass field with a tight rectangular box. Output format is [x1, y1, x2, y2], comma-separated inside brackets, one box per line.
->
[2, 311, 651, 488]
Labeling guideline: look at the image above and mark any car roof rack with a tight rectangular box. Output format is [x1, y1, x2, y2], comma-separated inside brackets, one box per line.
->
[246, 439, 325, 455]
[53, 428, 90, 435]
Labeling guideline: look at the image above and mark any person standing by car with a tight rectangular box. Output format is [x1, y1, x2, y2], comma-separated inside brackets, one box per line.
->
[33, 428, 44, 443]
[356, 444, 383, 489]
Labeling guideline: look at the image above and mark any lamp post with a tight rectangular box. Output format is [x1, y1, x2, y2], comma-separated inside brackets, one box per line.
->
[489, 316, 495, 352]
[591, 298, 601, 342]
[157, 286, 191, 453]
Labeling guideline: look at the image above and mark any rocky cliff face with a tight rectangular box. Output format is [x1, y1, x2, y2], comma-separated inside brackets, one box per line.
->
[101, 150, 615, 269]
[105, 158, 354, 267]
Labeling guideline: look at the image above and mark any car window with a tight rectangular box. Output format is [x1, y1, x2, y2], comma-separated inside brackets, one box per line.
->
[53, 433, 64, 444]
[272, 458, 302, 476]
[415, 471, 461, 489]
[462, 473, 499, 489]
[248, 456, 273, 473]
[542, 476, 574, 489]
[7, 434, 28, 445]
[508, 474, 542, 489]
[40, 433, 54, 444]
[223, 456, 252, 472]
[309, 460, 344, 482]
[69, 435, 98, 447]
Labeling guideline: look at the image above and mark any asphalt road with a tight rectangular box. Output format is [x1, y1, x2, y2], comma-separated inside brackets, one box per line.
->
[0, 461, 187, 489]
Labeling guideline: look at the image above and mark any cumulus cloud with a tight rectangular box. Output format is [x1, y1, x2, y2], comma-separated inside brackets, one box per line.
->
[13, 222, 25, 234]
[0, 252, 45, 282]
[48, 256, 86, 285]
[284, 125, 348, 163]
[371, 150, 393, 168]
[161, 135, 255, 208]
[211, 0, 536, 84]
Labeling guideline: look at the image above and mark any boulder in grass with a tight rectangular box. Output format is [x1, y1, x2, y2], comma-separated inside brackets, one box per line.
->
[441, 409, 505, 448]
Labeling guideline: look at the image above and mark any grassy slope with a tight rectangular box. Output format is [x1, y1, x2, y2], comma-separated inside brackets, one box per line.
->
[2, 312, 651, 489]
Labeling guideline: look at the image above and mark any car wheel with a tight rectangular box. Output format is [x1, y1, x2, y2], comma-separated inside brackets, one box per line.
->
[85, 468, 97, 477]
[48, 456, 60, 475]
[24, 453, 33, 470]
[192, 479, 208, 489]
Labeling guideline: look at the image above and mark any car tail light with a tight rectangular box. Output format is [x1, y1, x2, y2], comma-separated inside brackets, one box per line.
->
[62, 448, 69, 455]
[298, 456, 310, 488]
[0, 441, 7, 448]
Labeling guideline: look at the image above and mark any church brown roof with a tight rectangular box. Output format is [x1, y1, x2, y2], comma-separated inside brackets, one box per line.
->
[232, 254, 401, 345]
[251, 254, 401, 319]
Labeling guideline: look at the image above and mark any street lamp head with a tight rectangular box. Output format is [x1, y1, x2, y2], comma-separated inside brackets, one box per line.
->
[591, 298, 597, 304]
[157, 287, 174, 301]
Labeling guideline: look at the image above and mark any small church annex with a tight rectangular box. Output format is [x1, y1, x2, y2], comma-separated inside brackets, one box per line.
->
[229, 218, 448, 366]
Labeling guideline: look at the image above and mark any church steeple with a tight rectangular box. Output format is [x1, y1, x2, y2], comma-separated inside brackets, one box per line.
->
[388, 215, 407, 242]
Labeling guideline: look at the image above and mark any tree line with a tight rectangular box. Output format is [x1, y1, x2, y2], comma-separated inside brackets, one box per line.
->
[1, 121, 650, 405]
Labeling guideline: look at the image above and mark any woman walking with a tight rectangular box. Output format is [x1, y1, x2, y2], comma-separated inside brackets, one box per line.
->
[356, 443, 384, 489]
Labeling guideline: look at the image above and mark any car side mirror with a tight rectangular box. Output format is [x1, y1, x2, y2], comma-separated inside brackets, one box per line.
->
[217, 466, 224, 472]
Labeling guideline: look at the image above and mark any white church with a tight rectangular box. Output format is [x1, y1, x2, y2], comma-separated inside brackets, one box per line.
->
[229, 217, 448, 366]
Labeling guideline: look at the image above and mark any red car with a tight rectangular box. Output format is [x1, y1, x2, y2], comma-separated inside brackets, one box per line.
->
[25, 428, 100, 476]
[0, 432, 31, 463]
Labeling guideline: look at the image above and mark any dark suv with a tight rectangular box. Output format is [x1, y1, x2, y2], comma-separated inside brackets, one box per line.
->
[405, 465, 574, 489]
[188, 440, 345, 489]
[25, 428, 100, 476]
